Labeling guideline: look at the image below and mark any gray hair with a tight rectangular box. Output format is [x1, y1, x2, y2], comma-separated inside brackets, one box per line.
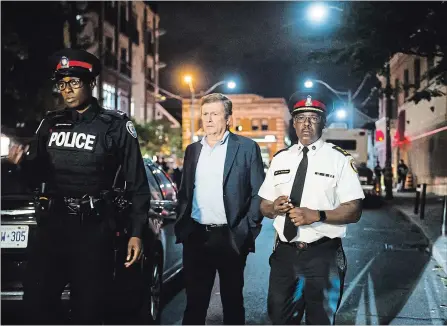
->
[200, 93, 233, 119]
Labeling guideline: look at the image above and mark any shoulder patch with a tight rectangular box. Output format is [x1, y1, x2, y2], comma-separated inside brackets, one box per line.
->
[332, 145, 351, 157]
[126, 121, 138, 138]
[350, 158, 358, 173]
[273, 146, 292, 158]
[45, 109, 66, 118]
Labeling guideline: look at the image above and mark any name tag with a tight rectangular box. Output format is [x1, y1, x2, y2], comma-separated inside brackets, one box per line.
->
[274, 169, 290, 176]
[47, 131, 97, 151]
[315, 172, 335, 178]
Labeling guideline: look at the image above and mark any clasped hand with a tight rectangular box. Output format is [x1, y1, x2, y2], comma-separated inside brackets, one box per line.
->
[273, 196, 319, 226]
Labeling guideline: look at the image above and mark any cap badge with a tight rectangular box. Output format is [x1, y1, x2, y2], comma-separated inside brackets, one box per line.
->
[60, 56, 69, 69]
[305, 95, 312, 107]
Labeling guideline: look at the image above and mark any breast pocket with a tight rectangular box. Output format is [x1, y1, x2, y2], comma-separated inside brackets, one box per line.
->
[273, 172, 293, 186]
[312, 172, 337, 207]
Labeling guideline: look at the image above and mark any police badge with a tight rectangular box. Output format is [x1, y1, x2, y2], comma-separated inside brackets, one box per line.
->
[60, 56, 69, 69]
[305, 95, 312, 106]
[126, 121, 138, 139]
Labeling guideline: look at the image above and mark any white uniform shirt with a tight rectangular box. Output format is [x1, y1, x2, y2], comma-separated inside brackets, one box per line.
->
[258, 137, 364, 243]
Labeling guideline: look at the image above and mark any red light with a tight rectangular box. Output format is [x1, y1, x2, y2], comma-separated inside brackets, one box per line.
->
[376, 130, 384, 142]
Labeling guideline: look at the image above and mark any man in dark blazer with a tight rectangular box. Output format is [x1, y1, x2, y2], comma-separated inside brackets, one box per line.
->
[175, 93, 265, 325]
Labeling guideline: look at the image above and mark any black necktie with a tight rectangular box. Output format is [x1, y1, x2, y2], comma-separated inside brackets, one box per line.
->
[284, 147, 309, 242]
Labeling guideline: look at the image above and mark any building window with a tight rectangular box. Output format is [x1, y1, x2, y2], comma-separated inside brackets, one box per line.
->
[403, 69, 409, 98]
[120, 48, 127, 63]
[394, 78, 400, 111]
[103, 83, 116, 110]
[261, 119, 268, 131]
[235, 118, 242, 131]
[105, 36, 113, 53]
[414, 58, 421, 90]
[427, 55, 435, 80]
[251, 119, 260, 131]
[130, 99, 135, 117]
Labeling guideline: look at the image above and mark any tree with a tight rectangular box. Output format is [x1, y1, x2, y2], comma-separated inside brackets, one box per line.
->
[133, 120, 182, 158]
[309, 2, 447, 102]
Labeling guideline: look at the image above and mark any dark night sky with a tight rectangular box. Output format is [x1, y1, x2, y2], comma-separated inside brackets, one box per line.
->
[157, 1, 378, 121]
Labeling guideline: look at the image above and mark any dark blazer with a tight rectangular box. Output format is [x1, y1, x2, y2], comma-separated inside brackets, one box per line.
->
[175, 132, 265, 253]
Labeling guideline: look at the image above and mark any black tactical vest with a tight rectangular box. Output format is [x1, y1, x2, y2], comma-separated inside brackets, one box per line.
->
[44, 106, 125, 197]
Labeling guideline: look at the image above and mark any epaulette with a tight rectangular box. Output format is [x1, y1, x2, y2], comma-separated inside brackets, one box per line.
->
[45, 108, 66, 118]
[273, 145, 292, 158]
[98, 109, 128, 122]
[332, 145, 351, 157]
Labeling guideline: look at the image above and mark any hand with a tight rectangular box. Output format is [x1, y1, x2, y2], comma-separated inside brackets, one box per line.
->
[273, 196, 294, 215]
[8, 144, 29, 165]
[288, 207, 319, 227]
[125, 237, 143, 268]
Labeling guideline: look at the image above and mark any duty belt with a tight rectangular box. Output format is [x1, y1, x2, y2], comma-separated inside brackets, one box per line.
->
[63, 195, 103, 215]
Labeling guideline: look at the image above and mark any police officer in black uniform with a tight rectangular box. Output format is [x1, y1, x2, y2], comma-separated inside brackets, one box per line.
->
[8, 49, 150, 324]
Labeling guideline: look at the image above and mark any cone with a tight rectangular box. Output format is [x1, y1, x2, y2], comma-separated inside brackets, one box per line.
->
[405, 171, 414, 190]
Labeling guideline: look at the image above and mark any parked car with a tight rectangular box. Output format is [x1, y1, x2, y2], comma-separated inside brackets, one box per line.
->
[1, 158, 182, 324]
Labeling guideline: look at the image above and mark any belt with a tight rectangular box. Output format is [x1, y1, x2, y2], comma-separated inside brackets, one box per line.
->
[192, 220, 228, 232]
[278, 236, 340, 250]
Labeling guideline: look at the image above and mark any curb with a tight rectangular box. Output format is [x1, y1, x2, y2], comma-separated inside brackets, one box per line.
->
[381, 198, 447, 275]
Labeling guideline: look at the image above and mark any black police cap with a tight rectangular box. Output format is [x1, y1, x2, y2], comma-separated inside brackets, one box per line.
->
[49, 48, 101, 81]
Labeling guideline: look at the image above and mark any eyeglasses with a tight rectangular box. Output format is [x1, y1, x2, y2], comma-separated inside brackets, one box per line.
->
[294, 115, 322, 124]
[56, 79, 84, 91]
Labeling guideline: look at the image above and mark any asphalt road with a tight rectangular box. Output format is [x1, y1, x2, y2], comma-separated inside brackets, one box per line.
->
[2, 204, 446, 325]
[161, 204, 447, 325]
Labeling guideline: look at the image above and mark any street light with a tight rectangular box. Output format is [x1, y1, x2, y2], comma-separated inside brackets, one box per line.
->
[304, 80, 314, 89]
[307, 3, 344, 23]
[199, 80, 237, 97]
[336, 109, 347, 119]
[307, 4, 328, 23]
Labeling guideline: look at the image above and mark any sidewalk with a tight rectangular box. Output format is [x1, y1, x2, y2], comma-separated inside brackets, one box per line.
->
[384, 190, 447, 274]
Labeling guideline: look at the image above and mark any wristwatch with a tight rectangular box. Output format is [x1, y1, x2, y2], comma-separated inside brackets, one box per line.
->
[318, 210, 327, 222]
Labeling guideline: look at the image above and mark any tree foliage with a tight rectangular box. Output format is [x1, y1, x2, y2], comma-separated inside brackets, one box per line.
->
[309, 2, 447, 102]
[133, 119, 182, 158]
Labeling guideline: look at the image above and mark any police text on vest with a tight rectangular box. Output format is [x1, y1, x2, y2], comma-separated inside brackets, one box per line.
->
[48, 132, 96, 150]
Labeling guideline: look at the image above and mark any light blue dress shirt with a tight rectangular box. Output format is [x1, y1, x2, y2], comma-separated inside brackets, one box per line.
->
[191, 131, 230, 225]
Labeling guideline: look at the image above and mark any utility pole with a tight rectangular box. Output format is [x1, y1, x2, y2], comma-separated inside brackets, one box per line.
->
[384, 59, 394, 200]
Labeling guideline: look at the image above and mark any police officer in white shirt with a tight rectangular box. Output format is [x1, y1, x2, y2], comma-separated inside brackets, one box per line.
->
[259, 95, 364, 325]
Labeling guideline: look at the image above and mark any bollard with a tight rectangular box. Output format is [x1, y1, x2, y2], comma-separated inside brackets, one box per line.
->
[414, 184, 421, 215]
[442, 195, 447, 236]
[419, 183, 427, 220]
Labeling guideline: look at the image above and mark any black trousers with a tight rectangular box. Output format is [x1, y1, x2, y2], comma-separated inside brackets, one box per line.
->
[182, 223, 248, 325]
[23, 213, 114, 325]
[268, 238, 347, 325]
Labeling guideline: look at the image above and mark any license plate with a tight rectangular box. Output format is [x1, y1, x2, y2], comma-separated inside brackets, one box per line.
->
[359, 176, 368, 181]
[1, 225, 29, 248]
